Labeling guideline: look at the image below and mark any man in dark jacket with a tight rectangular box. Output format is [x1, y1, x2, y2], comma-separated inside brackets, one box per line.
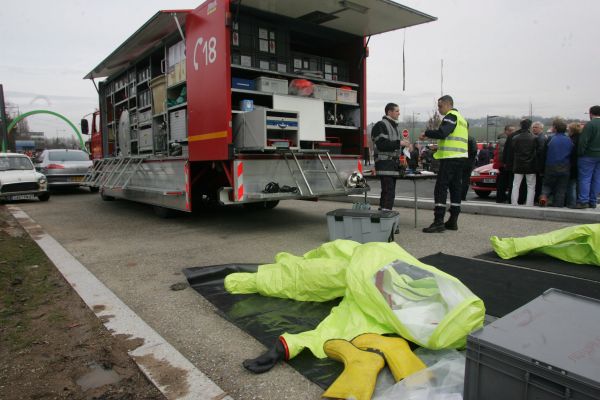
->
[510, 119, 536, 206]
[419, 95, 468, 232]
[495, 125, 515, 203]
[576, 105, 600, 208]
[461, 135, 478, 200]
[372, 103, 409, 210]
[539, 119, 572, 207]
[532, 121, 548, 203]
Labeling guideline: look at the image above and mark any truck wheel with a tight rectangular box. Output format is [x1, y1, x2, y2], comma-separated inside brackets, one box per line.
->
[101, 193, 115, 201]
[474, 190, 491, 198]
[153, 205, 176, 218]
[265, 200, 279, 209]
[38, 193, 50, 202]
[89, 186, 100, 193]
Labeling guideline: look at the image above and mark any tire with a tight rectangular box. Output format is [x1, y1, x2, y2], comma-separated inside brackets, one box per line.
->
[89, 186, 100, 193]
[38, 192, 50, 202]
[153, 205, 176, 218]
[474, 190, 491, 198]
[244, 200, 279, 210]
[101, 193, 115, 201]
[265, 200, 279, 209]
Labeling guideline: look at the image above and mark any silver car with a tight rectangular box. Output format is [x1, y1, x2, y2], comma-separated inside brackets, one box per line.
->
[0, 153, 49, 202]
[35, 149, 97, 191]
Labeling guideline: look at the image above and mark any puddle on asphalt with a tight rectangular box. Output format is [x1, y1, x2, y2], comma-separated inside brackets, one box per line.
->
[76, 362, 122, 391]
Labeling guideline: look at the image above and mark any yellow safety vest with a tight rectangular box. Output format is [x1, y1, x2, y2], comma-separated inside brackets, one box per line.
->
[434, 109, 468, 159]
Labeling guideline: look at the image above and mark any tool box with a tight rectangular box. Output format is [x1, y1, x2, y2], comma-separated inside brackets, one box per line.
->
[326, 209, 400, 243]
[464, 289, 600, 400]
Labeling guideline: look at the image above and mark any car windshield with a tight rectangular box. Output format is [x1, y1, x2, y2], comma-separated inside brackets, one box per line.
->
[48, 150, 90, 162]
[0, 156, 34, 171]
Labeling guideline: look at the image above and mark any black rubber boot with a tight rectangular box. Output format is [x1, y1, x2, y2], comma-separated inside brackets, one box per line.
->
[243, 339, 286, 374]
[444, 214, 458, 231]
[423, 206, 446, 233]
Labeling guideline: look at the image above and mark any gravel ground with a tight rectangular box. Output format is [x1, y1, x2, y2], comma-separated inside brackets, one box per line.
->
[12, 189, 577, 399]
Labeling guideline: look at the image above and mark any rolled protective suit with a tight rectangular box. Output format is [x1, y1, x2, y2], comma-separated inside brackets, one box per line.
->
[491, 223, 600, 265]
[225, 240, 484, 366]
[322, 339, 384, 400]
[351, 333, 426, 382]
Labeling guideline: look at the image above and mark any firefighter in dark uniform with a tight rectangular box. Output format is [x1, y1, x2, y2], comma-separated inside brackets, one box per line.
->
[419, 95, 469, 232]
[372, 103, 409, 210]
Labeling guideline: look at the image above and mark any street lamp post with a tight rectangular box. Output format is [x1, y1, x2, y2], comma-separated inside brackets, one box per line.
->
[486, 115, 498, 143]
[412, 111, 420, 142]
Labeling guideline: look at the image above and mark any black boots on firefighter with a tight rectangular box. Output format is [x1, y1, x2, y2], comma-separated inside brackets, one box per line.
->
[423, 206, 460, 233]
[444, 206, 460, 231]
[423, 206, 446, 233]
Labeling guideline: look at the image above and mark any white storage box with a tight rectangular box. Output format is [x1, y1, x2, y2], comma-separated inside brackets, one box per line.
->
[312, 85, 337, 101]
[336, 88, 357, 103]
[169, 109, 187, 142]
[326, 209, 400, 243]
[255, 76, 288, 95]
[138, 128, 153, 151]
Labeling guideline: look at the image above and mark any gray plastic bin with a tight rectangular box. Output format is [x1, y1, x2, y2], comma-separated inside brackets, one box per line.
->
[464, 289, 600, 400]
[326, 209, 399, 243]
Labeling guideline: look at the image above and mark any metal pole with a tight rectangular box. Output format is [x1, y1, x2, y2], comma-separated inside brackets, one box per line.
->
[0, 85, 8, 152]
[486, 115, 489, 143]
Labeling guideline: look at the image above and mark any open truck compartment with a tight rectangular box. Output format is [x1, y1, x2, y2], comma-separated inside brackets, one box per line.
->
[83, 0, 435, 212]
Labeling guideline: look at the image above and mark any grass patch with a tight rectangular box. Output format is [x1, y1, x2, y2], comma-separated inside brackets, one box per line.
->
[0, 230, 60, 350]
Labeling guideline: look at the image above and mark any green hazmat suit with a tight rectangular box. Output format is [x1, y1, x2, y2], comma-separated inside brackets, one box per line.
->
[225, 240, 485, 360]
[491, 223, 600, 266]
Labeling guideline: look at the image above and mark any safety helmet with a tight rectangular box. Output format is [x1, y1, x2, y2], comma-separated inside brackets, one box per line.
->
[347, 172, 367, 188]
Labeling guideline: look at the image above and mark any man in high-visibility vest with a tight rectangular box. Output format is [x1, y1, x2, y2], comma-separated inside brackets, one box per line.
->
[419, 95, 468, 232]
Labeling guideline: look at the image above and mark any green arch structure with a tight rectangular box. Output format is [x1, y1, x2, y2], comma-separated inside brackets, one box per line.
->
[2, 110, 87, 153]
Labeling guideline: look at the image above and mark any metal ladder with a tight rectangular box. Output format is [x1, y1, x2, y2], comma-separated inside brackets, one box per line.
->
[281, 150, 346, 196]
[81, 157, 145, 190]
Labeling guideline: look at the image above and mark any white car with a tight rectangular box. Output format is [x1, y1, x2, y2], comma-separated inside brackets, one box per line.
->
[0, 153, 50, 202]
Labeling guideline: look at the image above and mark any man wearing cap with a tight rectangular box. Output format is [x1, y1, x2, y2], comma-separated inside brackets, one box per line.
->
[372, 103, 409, 210]
[419, 95, 468, 232]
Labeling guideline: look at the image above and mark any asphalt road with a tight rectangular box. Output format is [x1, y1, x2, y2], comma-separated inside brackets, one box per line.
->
[12, 187, 576, 399]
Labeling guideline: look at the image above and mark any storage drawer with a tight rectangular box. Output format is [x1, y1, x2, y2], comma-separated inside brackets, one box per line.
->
[312, 85, 337, 102]
[255, 76, 288, 95]
[169, 109, 187, 142]
[336, 88, 357, 103]
[138, 128, 153, 151]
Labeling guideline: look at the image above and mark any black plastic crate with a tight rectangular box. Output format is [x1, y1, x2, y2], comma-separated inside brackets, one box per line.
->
[464, 289, 600, 400]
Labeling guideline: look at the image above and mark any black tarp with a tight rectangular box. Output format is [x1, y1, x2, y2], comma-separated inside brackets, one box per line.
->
[183, 254, 600, 388]
[475, 251, 600, 282]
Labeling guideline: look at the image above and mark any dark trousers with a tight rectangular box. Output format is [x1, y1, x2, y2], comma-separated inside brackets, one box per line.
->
[535, 172, 544, 203]
[379, 175, 397, 210]
[541, 173, 569, 207]
[433, 158, 464, 221]
[461, 160, 473, 201]
[496, 167, 510, 203]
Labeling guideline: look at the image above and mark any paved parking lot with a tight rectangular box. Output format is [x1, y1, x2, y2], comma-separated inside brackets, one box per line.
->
[12, 188, 576, 399]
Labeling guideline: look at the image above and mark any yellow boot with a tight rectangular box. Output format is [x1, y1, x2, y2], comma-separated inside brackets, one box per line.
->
[322, 339, 384, 400]
[351, 333, 426, 381]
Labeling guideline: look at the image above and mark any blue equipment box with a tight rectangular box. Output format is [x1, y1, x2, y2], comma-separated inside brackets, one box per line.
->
[232, 77, 256, 90]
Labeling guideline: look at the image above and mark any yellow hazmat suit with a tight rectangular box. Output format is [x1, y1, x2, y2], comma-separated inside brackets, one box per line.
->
[225, 240, 484, 361]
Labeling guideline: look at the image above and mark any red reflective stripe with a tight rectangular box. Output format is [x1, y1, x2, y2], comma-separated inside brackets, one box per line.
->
[236, 162, 244, 201]
[357, 160, 363, 173]
[184, 162, 191, 211]
[279, 336, 290, 360]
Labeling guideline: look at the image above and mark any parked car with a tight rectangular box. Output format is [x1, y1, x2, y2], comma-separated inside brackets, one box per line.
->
[0, 153, 50, 202]
[470, 162, 498, 198]
[34, 149, 97, 192]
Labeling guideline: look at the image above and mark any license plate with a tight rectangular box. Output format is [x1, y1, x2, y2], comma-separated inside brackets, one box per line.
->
[70, 176, 84, 182]
[483, 179, 495, 183]
[7, 194, 36, 201]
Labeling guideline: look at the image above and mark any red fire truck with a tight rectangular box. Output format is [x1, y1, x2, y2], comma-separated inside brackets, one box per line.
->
[82, 0, 435, 215]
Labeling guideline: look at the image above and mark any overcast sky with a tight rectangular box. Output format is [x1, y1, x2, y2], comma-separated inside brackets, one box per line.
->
[1, 0, 599, 139]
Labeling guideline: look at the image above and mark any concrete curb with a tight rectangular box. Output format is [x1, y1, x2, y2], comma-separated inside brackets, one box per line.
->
[334, 194, 600, 224]
[8, 205, 233, 400]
